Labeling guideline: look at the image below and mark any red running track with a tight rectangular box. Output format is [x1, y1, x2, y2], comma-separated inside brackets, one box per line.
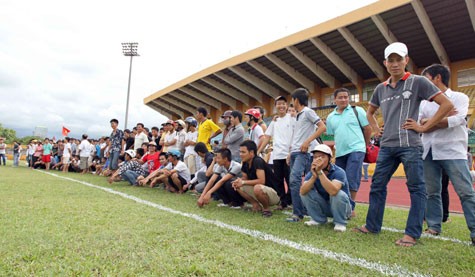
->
[356, 177, 464, 213]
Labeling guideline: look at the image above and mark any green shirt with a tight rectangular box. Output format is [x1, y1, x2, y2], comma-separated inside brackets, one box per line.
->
[326, 105, 368, 157]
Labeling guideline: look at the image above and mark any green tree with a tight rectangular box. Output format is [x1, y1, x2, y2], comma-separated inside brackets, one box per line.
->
[19, 135, 41, 145]
[0, 123, 17, 143]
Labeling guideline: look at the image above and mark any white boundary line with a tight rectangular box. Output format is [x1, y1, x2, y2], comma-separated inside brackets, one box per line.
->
[38, 171, 428, 277]
[283, 211, 471, 246]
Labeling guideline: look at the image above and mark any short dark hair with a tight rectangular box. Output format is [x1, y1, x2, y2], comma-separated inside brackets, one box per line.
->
[82, 134, 88, 139]
[124, 129, 131, 134]
[333, 88, 350, 98]
[65, 137, 70, 142]
[144, 127, 149, 132]
[151, 126, 159, 131]
[231, 110, 242, 122]
[110, 119, 119, 124]
[194, 142, 209, 154]
[159, 152, 168, 159]
[291, 88, 309, 106]
[216, 148, 232, 161]
[421, 64, 450, 87]
[253, 106, 265, 118]
[197, 107, 208, 117]
[136, 148, 145, 157]
[240, 140, 257, 155]
[136, 123, 144, 128]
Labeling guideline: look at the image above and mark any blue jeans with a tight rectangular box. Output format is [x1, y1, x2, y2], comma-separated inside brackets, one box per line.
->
[121, 170, 140, 185]
[109, 151, 120, 170]
[336, 151, 365, 209]
[0, 153, 5, 165]
[289, 152, 311, 218]
[301, 189, 352, 225]
[13, 153, 20, 166]
[365, 146, 426, 239]
[424, 149, 475, 238]
[362, 163, 369, 180]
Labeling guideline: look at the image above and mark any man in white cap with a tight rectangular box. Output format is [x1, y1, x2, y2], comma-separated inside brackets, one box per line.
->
[300, 144, 353, 232]
[108, 149, 147, 185]
[354, 42, 454, 247]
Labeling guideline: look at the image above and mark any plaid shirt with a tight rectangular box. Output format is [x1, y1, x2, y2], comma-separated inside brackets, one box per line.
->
[110, 129, 124, 153]
[118, 159, 147, 177]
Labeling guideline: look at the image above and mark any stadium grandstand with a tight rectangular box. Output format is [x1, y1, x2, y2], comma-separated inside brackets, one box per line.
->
[144, 0, 475, 140]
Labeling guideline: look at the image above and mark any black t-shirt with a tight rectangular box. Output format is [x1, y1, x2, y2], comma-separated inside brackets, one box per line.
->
[155, 136, 162, 151]
[242, 156, 276, 189]
[125, 137, 134, 150]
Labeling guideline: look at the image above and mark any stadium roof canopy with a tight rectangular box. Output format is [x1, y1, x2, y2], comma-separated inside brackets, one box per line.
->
[144, 0, 475, 120]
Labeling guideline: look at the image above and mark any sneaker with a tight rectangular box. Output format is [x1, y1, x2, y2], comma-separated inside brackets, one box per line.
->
[230, 205, 242, 210]
[304, 220, 321, 226]
[334, 224, 347, 232]
[286, 215, 302, 222]
[471, 237, 475, 246]
[217, 203, 229, 207]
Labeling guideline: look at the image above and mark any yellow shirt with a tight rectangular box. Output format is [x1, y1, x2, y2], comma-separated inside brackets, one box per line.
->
[197, 119, 221, 150]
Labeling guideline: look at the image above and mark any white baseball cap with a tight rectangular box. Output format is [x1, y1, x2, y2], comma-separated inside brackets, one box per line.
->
[311, 144, 333, 158]
[384, 42, 408, 59]
[125, 149, 136, 158]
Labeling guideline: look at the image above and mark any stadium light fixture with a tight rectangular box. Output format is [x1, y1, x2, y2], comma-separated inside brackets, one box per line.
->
[122, 42, 139, 129]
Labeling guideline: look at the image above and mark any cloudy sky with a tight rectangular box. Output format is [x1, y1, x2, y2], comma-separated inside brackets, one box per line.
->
[0, 0, 375, 139]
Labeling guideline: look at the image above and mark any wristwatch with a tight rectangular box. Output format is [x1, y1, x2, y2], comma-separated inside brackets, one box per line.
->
[317, 170, 323, 176]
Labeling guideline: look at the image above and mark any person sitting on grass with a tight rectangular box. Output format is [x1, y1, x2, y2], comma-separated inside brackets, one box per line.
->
[197, 148, 244, 208]
[232, 140, 280, 217]
[300, 144, 353, 232]
[184, 142, 215, 193]
[108, 150, 148, 185]
[135, 142, 161, 186]
[149, 152, 171, 188]
[138, 152, 170, 188]
[160, 150, 191, 193]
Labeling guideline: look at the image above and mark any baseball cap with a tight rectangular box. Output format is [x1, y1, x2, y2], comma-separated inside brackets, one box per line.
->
[275, 95, 287, 102]
[168, 149, 181, 157]
[148, 141, 157, 147]
[311, 144, 333, 157]
[221, 110, 233, 118]
[125, 149, 136, 158]
[384, 42, 408, 59]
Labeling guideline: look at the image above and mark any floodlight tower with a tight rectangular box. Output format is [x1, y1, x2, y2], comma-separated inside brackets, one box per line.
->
[122, 42, 139, 129]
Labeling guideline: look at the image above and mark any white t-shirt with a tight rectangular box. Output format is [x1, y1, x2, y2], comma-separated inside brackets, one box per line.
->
[78, 140, 92, 157]
[134, 132, 149, 150]
[265, 114, 295, 160]
[184, 131, 198, 158]
[0, 143, 6, 154]
[176, 130, 186, 153]
[165, 160, 191, 182]
[249, 124, 264, 147]
[63, 143, 72, 157]
[165, 131, 179, 152]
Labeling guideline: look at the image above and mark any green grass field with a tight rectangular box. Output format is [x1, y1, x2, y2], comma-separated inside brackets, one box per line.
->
[1, 164, 474, 276]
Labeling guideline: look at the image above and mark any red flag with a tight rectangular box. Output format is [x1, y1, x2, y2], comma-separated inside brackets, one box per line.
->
[62, 126, 70, 137]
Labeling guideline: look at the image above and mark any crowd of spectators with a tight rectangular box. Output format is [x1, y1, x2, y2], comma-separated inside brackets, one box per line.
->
[7, 42, 475, 246]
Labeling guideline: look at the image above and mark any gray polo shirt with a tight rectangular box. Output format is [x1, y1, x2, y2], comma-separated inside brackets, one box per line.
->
[370, 73, 441, 147]
[214, 160, 242, 178]
[223, 124, 245, 160]
[291, 106, 321, 153]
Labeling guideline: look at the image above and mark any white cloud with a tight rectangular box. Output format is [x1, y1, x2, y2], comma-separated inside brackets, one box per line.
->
[0, 0, 375, 138]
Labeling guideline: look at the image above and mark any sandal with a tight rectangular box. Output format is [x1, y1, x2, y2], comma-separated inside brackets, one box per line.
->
[395, 239, 417, 247]
[262, 210, 273, 218]
[424, 229, 440, 236]
[352, 226, 370, 234]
